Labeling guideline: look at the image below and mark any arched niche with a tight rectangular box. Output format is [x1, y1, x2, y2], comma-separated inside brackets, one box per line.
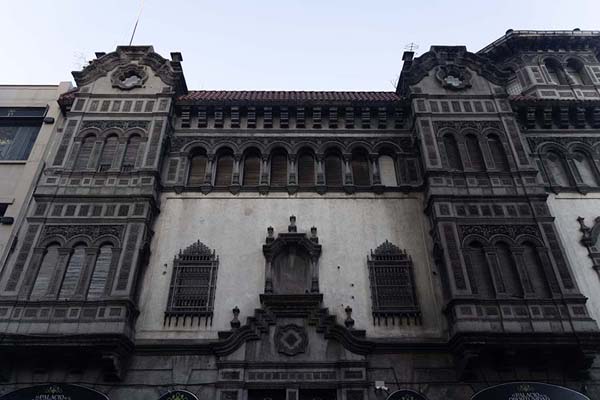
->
[262, 216, 322, 296]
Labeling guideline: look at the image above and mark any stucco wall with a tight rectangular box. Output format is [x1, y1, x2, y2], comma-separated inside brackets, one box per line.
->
[136, 192, 445, 340]
[548, 193, 600, 324]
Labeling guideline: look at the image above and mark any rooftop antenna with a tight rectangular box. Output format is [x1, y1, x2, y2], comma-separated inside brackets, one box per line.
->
[128, 0, 145, 46]
[404, 42, 419, 54]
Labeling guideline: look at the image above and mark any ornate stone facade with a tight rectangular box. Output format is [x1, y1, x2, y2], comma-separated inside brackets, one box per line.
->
[1, 31, 600, 400]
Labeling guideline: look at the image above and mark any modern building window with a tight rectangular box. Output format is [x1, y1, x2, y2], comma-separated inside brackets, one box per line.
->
[378, 155, 398, 186]
[0, 107, 45, 161]
[242, 150, 261, 186]
[165, 240, 218, 324]
[324, 152, 343, 186]
[487, 134, 510, 171]
[297, 151, 315, 187]
[99, 135, 118, 171]
[75, 135, 96, 170]
[368, 240, 420, 324]
[351, 149, 370, 186]
[465, 134, 485, 171]
[87, 244, 113, 299]
[188, 153, 208, 186]
[270, 149, 288, 186]
[30, 243, 60, 299]
[214, 150, 234, 186]
[58, 244, 86, 300]
[443, 135, 462, 170]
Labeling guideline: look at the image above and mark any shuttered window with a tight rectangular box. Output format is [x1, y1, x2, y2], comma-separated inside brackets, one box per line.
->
[188, 155, 207, 186]
[325, 154, 343, 186]
[443, 135, 462, 170]
[496, 242, 523, 298]
[488, 135, 509, 171]
[123, 135, 141, 168]
[297, 153, 315, 186]
[99, 136, 118, 171]
[465, 135, 484, 171]
[352, 152, 370, 186]
[87, 245, 112, 299]
[464, 242, 494, 298]
[270, 151, 288, 186]
[243, 153, 261, 186]
[30, 244, 60, 299]
[215, 153, 233, 186]
[58, 245, 86, 300]
[75, 136, 95, 169]
[379, 155, 397, 186]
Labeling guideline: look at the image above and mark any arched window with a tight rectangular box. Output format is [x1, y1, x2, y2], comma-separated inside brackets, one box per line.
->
[122, 135, 141, 170]
[74, 135, 95, 170]
[464, 241, 495, 298]
[566, 58, 586, 85]
[188, 152, 208, 186]
[443, 135, 462, 170]
[242, 150, 261, 186]
[487, 134, 510, 171]
[544, 59, 567, 85]
[496, 242, 523, 298]
[378, 155, 398, 186]
[99, 135, 118, 171]
[58, 244, 86, 300]
[545, 151, 570, 186]
[522, 242, 551, 298]
[270, 149, 288, 186]
[87, 244, 113, 299]
[465, 134, 485, 171]
[297, 151, 315, 187]
[325, 152, 343, 186]
[30, 243, 60, 299]
[573, 151, 598, 186]
[351, 149, 370, 186]
[214, 150, 234, 186]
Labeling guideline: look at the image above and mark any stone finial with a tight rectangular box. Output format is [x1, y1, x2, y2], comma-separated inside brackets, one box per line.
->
[310, 226, 318, 243]
[288, 215, 297, 232]
[230, 306, 241, 329]
[266, 226, 274, 243]
[344, 306, 355, 329]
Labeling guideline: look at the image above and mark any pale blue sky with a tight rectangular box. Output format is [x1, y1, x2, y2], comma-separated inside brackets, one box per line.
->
[2, 0, 599, 90]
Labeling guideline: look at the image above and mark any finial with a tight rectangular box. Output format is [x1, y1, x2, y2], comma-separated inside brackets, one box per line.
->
[577, 216, 589, 232]
[230, 306, 241, 329]
[310, 226, 318, 242]
[288, 215, 297, 232]
[266, 226, 274, 243]
[344, 306, 355, 329]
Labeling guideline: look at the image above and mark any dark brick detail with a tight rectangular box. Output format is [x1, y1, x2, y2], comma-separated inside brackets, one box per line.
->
[503, 118, 529, 166]
[53, 120, 78, 166]
[5, 224, 40, 292]
[145, 120, 163, 167]
[542, 223, 574, 289]
[115, 224, 141, 292]
[442, 223, 466, 290]
[420, 119, 439, 167]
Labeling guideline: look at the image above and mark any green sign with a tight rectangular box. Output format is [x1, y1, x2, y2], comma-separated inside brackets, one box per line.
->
[0, 384, 108, 400]
[472, 382, 590, 400]
[157, 391, 198, 400]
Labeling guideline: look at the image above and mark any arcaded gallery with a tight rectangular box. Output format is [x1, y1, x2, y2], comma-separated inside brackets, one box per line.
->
[0, 30, 600, 400]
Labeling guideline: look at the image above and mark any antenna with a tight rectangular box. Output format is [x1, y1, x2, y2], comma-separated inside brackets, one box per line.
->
[128, 0, 145, 46]
[404, 42, 419, 53]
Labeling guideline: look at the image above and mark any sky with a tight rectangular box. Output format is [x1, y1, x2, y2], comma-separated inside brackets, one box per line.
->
[2, 0, 599, 91]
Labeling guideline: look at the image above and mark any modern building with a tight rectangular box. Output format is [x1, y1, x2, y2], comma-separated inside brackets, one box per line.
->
[0, 30, 599, 400]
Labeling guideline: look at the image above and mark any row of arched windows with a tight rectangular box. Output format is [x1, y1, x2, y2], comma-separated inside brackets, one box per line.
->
[442, 132, 511, 172]
[185, 147, 407, 188]
[464, 240, 552, 299]
[73, 134, 142, 171]
[540, 149, 599, 188]
[543, 58, 591, 86]
[29, 242, 115, 300]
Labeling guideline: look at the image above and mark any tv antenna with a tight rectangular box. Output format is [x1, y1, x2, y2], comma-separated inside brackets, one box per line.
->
[404, 42, 419, 53]
[128, 0, 145, 46]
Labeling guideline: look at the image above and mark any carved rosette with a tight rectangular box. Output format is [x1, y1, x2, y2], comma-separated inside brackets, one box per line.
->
[435, 64, 473, 90]
[110, 64, 148, 90]
[274, 324, 308, 356]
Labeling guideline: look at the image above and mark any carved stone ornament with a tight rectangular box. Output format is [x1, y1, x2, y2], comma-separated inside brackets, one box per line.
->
[42, 224, 125, 242]
[435, 64, 473, 90]
[274, 324, 308, 356]
[111, 64, 148, 90]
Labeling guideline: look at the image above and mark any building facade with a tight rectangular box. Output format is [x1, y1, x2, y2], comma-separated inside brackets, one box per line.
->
[0, 30, 600, 400]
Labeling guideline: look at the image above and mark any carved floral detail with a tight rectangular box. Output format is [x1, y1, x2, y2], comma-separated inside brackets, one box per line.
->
[110, 64, 148, 90]
[274, 324, 308, 356]
[458, 224, 540, 240]
[80, 120, 150, 131]
[42, 224, 125, 242]
[435, 64, 473, 90]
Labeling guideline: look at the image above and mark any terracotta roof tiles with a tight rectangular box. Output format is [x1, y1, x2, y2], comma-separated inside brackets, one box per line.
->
[177, 90, 401, 102]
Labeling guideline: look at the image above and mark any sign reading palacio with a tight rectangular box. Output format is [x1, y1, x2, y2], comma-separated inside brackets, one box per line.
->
[471, 382, 590, 400]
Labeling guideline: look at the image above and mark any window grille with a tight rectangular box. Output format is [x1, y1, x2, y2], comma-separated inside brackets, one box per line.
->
[368, 240, 420, 325]
[165, 240, 218, 325]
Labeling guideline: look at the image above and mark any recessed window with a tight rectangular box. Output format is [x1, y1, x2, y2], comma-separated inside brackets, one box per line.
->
[0, 107, 45, 161]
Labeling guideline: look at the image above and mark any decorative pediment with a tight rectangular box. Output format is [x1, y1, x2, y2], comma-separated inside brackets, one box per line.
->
[177, 240, 216, 261]
[397, 45, 511, 95]
[72, 45, 187, 94]
[263, 215, 322, 261]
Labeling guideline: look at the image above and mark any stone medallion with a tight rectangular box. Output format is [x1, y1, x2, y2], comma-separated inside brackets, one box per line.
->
[435, 64, 472, 90]
[274, 324, 308, 356]
[111, 64, 148, 90]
